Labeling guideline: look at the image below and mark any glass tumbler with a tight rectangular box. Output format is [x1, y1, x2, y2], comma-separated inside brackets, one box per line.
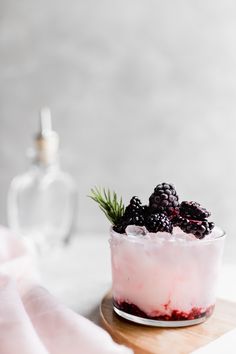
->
[110, 228, 225, 327]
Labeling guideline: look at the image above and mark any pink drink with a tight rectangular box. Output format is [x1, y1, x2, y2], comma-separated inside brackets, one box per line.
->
[110, 227, 225, 327]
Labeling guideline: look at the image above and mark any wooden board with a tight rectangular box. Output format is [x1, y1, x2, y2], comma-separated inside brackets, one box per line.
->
[100, 292, 236, 354]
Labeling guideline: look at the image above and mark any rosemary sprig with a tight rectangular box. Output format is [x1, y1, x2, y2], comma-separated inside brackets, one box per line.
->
[89, 187, 125, 225]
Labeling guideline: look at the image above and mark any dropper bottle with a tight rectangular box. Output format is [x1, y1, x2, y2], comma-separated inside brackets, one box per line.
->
[7, 108, 77, 251]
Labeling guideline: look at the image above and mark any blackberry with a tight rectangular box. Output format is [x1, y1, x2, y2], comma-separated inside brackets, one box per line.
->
[146, 213, 173, 233]
[149, 183, 179, 216]
[180, 201, 211, 221]
[113, 196, 147, 234]
[174, 216, 215, 239]
[125, 197, 142, 215]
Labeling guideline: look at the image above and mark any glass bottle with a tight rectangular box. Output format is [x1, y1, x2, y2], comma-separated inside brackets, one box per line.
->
[7, 108, 77, 251]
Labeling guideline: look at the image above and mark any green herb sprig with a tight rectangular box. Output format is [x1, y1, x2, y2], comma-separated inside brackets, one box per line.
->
[89, 187, 125, 225]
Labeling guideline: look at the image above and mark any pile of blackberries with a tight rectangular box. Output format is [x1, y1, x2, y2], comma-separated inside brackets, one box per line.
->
[113, 183, 214, 239]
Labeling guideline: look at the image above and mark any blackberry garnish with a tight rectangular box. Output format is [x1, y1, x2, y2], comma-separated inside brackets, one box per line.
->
[113, 196, 147, 234]
[173, 216, 214, 239]
[146, 213, 173, 233]
[125, 197, 142, 216]
[90, 185, 215, 239]
[180, 201, 211, 221]
[149, 183, 179, 216]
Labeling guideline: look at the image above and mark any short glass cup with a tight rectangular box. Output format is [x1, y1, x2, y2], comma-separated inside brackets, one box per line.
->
[110, 227, 226, 327]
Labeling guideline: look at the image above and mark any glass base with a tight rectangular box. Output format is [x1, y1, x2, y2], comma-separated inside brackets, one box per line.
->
[113, 306, 209, 327]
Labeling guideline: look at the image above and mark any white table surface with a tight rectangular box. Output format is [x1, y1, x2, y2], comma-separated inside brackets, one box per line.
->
[37, 233, 236, 324]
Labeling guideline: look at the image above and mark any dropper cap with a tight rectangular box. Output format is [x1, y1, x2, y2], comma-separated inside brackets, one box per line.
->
[39, 107, 52, 136]
[35, 107, 59, 165]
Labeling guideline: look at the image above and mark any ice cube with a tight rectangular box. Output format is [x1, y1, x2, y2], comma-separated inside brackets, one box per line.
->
[171, 227, 195, 241]
[172, 226, 186, 236]
[125, 225, 148, 237]
[175, 233, 197, 241]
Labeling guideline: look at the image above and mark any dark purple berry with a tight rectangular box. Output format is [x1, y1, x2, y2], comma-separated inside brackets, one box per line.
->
[146, 213, 173, 233]
[113, 196, 147, 234]
[149, 183, 179, 216]
[173, 216, 214, 239]
[180, 201, 211, 221]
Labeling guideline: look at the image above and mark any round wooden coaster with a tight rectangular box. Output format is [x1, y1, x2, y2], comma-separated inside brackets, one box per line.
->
[100, 292, 236, 354]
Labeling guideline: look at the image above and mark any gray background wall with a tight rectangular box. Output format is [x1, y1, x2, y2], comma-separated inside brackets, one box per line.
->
[0, 0, 235, 260]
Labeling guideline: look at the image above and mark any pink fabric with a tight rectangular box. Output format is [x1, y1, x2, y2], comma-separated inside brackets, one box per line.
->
[23, 286, 132, 354]
[0, 226, 38, 294]
[0, 227, 132, 354]
[0, 277, 48, 354]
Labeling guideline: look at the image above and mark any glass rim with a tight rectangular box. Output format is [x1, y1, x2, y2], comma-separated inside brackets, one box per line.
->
[110, 226, 226, 245]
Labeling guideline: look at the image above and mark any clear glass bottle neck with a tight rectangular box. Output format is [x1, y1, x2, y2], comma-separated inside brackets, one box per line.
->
[31, 154, 60, 173]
